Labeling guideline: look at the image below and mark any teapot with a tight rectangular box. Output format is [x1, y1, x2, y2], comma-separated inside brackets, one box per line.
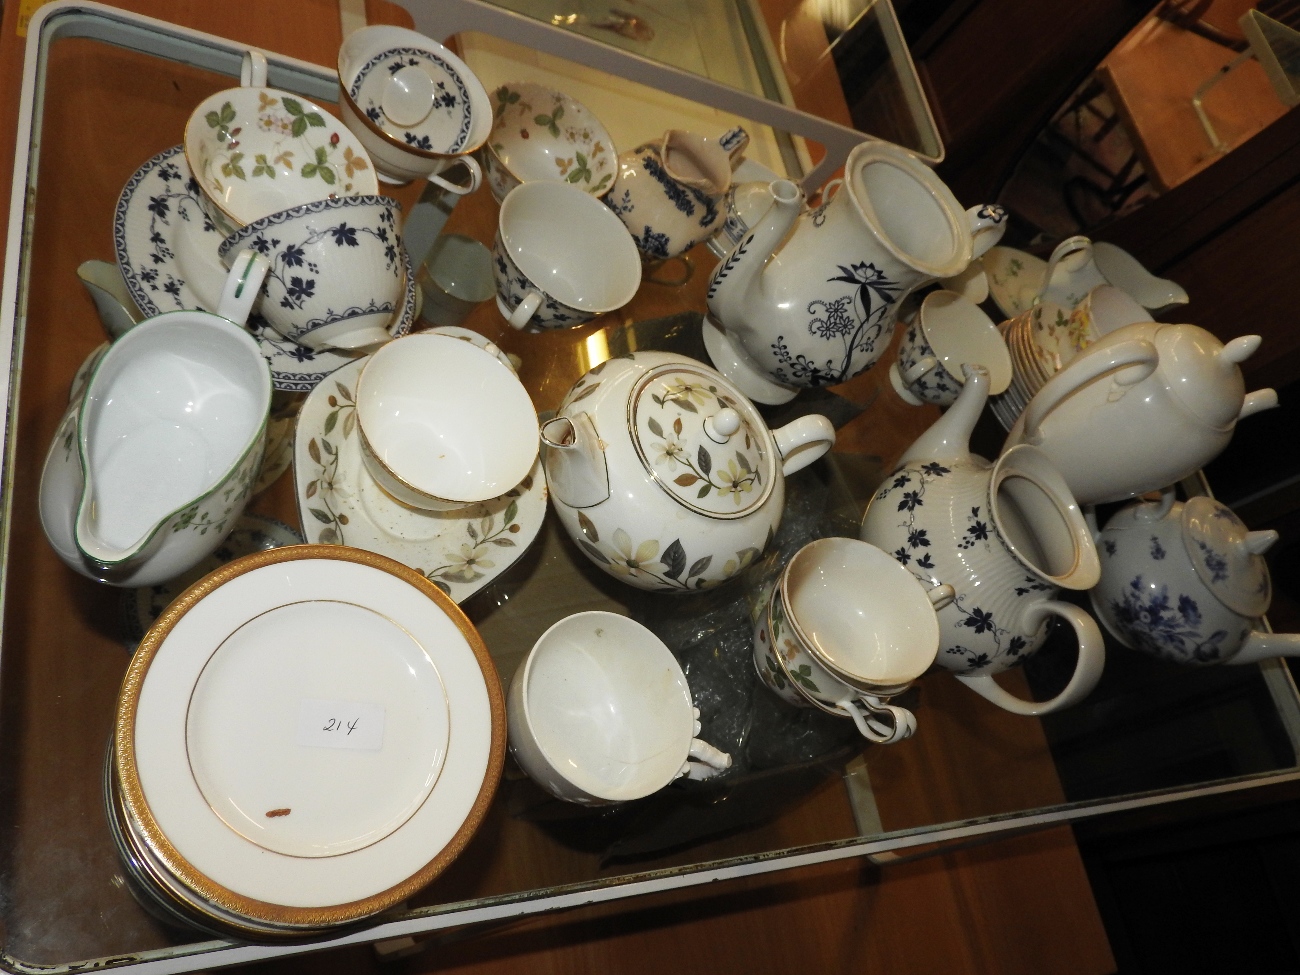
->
[702, 138, 1007, 404]
[1090, 491, 1300, 665]
[604, 126, 749, 262]
[859, 366, 1105, 715]
[541, 351, 835, 593]
[1003, 322, 1278, 505]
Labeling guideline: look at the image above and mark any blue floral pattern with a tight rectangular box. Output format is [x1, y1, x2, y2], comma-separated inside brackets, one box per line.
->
[1108, 575, 1246, 664]
[347, 47, 473, 154]
[492, 236, 585, 330]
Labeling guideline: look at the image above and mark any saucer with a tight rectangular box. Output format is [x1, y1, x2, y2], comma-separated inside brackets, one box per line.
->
[348, 48, 474, 154]
[114, 146, 414, 393]
[292, 356, 547, 602]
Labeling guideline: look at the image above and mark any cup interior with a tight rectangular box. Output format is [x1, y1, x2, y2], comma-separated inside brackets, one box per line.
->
[355, 334, 538, 503]
[523, 613, 693, 801]
[499, 182, 640, 312]
[783, 538, 939, 687]
[920, 290, 1012, 393]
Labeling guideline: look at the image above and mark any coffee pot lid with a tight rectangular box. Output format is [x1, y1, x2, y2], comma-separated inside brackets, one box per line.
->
[629, 363, 776, 519]
[1181, 496, 1271, 617]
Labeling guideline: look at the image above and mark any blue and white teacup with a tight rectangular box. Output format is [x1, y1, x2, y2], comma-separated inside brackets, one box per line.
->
[889, 289, 1012, 407]
[218, 195, 408, 351]
[493, 181, 641, 331]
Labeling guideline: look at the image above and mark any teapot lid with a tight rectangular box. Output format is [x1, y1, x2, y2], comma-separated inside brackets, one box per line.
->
[1181, 496, 1271, 617]
[629, 363, 776, 519]
[1155, 324, 1246, 429]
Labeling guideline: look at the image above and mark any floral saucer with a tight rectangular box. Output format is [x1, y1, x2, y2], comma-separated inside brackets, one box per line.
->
[120, 513, 303, 646]
[348, 48, 474, 154]
[292, 356, 548, 602]
[113, 146, 414, 393]
[983, 246, 1048, 319]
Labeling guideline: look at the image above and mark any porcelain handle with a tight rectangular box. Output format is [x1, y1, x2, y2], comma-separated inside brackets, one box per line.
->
[840, 696, 916, 744]
[927, 583, 956, 612]
[680, 709, 732, 779]
[427, 156, 482, 197]
[507, 291, 543, 330]
[1021, 338, 1159, 445]
[241, 50, 268, 88]
[1036, 235, 1092, 306]
[773, 414, 835, 476]
[718, 125, 750, 166]
[1132, 485, 1178, 523]
[965, 204, 1008, 261]
[955, 600, 1105, 716]
[901, 354, 940, 386]
[216, 249, 270, 326]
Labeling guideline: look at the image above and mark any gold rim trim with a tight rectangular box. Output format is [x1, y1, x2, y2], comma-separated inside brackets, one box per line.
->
[338, 82, 488, 161]
[113, 544, 506, 929]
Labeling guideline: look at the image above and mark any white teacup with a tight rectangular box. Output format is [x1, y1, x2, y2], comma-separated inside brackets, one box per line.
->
[752, 537, 950, 743]
[354, 332, 539, 510]
[889, 290, 1012, 407]
[493, 181, 641, 331]
[508, 611, 732, 805]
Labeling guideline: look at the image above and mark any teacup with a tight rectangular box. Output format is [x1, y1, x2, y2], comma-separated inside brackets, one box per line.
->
[184, 55, 378, 238]
[337, 26, 491, 190]
[417, 233, 495, 327]
[482, 82, 618, 203]
[493, 181, 641, 331]
[217, 195, 407, 351]
[354, 332, 539, 510]
[1064, 283, 1151, 357]
[40, 251, 273, 588]
[752, 537, 951, 743]
[508, 611, 732, 805]
[889, 290, 1012, 407]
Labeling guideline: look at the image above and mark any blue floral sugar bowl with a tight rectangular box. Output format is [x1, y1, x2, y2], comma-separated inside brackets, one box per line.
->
[1091, 492, 1299, 666]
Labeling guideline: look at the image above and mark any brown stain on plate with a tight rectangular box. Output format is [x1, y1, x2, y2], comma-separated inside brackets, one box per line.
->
[265, 808, 292, 818]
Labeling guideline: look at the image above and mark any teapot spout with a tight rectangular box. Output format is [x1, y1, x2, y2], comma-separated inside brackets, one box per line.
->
[540, 413, 610, 508]
[894, 364, 989, 471]
[1228, 629, 1300, 665]
[1239, 388, 1279, 421]
[706, 179, 804, 324]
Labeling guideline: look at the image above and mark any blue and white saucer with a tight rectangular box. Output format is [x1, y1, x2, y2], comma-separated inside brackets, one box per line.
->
[113, 146, 415, 393]
[348, 48, 473, 154]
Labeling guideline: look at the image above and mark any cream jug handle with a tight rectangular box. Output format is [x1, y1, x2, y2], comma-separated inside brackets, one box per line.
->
[841, 696, 917, 744]
[216, 249, 271, 326]
[773, 414, 836, 476]
[955, 600, 1105, 716]
[965, 204, 1008, 261]
[1021, 338, 1160, 445]
[426, 156, 483, 197]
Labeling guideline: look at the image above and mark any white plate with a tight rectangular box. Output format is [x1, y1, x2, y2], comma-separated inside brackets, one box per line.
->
[113, 146, 415, 393]
[119, 548, 502, 923]
[291, 353, 548, 602]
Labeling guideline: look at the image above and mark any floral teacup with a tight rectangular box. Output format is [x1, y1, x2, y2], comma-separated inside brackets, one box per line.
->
[185, 65, 378, 238]
[890, 290, 1012, 407]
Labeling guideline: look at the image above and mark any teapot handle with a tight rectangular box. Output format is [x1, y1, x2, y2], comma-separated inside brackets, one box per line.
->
[955, 600, 1105, 715]
[1021, 338, 1160, 445]
[773, 414, 835, 476]
[965, 204, 1008, 261]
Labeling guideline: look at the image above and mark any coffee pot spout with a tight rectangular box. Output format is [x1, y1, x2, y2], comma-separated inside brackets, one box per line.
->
[894, 364, 989, 472]
[540, 413, 610, 508]
[706, 179, 804, 323]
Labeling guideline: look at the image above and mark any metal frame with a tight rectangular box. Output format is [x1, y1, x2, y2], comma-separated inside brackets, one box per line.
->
[1, 5, 1299, 973]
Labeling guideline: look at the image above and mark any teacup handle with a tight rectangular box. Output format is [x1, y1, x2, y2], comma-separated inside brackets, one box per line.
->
[216, 249, 271, 326]
[1035, 235, 1092, 306]
[901, 354, 940, 386]
[679, 709, 733, 780]
[954, 600, 1105, 716]
[241, 50, 268, 88]
[427, 156, 483, 197]
[506, 291, 543, 330]
[965, 204, 1008, 261]
[1021, 338, 1159, 445]
[772, 414, 836, 476]
[839, 695, 916, 744]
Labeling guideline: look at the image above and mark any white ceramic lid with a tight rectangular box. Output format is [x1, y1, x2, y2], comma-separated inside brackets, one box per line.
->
[628, 363, 775, 519]
[349, 48, 476, 153]
[116, 547, 503, 927]
[1181, 496, 1271, 617]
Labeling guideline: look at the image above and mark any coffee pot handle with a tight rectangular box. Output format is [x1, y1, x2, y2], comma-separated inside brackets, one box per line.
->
[955, 600, 1105, 716]
[1021, 338, 1160, 445]
[965, 204, 1008, 261]
[840, 696, 917, 744]
[773, 414, 836, 476]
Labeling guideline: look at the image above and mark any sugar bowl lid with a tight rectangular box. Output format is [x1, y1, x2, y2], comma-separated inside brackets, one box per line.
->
[1181, 496, 1273, 617]
[629, 363, 775, 519]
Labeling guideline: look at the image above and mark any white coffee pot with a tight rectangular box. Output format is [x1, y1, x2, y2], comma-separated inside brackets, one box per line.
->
[702, 138, 1007, 404]
[541, 351, 834, 593]
[1003, 321, 1278, 505]
[1091, 491, 1300, 665]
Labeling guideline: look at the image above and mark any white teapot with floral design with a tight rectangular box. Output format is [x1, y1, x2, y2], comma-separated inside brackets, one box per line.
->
[541, 351, 835, 592]
[859, 366, 1106, 715]
[702, 138, 1007, 404]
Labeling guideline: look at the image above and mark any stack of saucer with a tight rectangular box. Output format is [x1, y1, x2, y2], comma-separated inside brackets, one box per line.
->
[107, 545, 504, 938]
[988, 301, 1074, 431]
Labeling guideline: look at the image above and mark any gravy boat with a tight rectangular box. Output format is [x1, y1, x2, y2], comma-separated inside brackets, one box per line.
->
[41, 252, 272, 587]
